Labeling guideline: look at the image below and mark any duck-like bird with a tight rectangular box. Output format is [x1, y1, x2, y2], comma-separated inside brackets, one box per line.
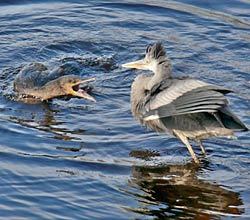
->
[122, 43, 248, 163]
[14, 63, 96, 103]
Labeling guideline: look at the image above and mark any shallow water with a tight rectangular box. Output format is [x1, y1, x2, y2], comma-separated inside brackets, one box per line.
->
[0, 0, 250, 219]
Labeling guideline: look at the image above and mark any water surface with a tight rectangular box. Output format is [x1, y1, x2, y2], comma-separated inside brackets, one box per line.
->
[0, 0, 249, 219]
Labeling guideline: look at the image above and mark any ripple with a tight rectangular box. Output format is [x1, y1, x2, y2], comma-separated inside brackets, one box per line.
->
[0, 0, 249, 219]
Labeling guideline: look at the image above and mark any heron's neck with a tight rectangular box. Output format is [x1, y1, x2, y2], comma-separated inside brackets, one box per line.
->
[146, 61, 172, 90]
[24, 80, 64, 101]
[146, 74, 160, 90]
[131, 75, 150, 117]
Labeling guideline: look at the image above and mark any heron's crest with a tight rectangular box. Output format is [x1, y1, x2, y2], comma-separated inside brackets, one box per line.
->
[146, 42, 166, 60]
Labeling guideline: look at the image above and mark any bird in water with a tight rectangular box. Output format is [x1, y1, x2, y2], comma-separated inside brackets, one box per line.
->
[122, 42, 248, 163]
[14, 62, 96, 103]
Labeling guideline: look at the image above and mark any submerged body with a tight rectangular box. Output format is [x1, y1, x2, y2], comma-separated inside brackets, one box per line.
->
[123, 43, 248, 163]
[14, 63, 95, 103]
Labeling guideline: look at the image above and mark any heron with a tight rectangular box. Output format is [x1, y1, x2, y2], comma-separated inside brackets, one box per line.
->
[122, 42, 248, 163]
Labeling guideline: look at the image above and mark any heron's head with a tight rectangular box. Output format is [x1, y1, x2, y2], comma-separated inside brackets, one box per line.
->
[122, 42, 171, 75]
[58, 75, 96, 102]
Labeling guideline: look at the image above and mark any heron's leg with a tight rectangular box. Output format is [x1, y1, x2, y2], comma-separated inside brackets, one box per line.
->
[198, 140, 206, 155]
[173, 130, 200, 164]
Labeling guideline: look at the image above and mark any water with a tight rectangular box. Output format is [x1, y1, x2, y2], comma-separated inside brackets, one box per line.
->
[0, 0, 249, 219]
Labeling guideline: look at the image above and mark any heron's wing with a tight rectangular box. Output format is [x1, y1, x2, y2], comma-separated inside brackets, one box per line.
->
[143, 78, 232, 120]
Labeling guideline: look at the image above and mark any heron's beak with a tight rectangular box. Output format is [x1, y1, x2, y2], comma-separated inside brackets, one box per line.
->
[122, 59, 149, 70]
[71, 77, 96, 102]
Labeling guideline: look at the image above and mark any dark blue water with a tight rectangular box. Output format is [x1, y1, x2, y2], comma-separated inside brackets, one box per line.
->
[0, 0, 250, 219]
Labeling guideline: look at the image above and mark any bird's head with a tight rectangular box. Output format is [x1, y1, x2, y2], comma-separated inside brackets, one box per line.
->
[58, 75, 96, 102]
[122, 42, 171, 75]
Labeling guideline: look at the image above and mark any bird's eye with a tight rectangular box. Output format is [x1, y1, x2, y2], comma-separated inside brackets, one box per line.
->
[68, 79, 74, 83]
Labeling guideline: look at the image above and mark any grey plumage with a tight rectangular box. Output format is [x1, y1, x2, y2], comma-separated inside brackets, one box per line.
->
[122, 42, 248, 163]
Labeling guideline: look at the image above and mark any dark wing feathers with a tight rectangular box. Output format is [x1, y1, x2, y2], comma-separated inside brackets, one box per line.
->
[143, 79, 233, 120]
[217, 107, 248, 131]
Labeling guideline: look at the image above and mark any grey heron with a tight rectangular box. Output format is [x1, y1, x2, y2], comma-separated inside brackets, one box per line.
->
[122, 42, 248, 163]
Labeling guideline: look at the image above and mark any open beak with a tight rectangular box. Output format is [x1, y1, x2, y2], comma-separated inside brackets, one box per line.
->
[122, 59, 149, 70]
[72, 77, 96, 102]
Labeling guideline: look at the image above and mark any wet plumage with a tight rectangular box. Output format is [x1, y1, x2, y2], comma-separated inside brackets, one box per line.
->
[14, 62, 96, 103]
[122, 43, 248, 163]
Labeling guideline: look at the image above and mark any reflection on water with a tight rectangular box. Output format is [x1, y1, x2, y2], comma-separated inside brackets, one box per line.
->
[0, 0, 249, 219]
[8, 103, 87, 141]
[129, 157, 244, 219]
